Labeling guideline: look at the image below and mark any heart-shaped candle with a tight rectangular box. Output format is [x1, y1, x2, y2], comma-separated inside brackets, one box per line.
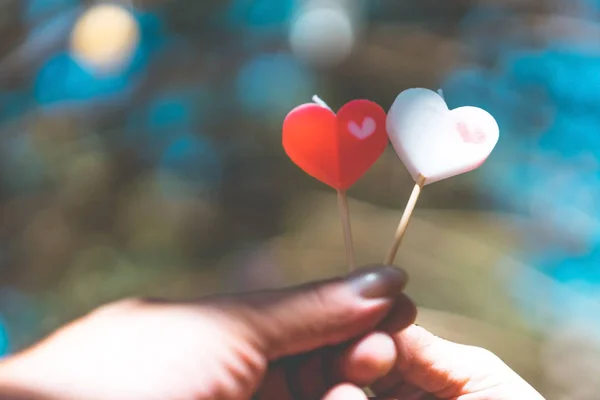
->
[383, 88, 500, 265]
[387, 88, 499, 185]
[283, 97, 387, 271]
[283, 99, 388, 190]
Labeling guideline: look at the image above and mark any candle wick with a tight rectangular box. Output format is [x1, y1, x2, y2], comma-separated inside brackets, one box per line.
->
[312, 95, 332, 111]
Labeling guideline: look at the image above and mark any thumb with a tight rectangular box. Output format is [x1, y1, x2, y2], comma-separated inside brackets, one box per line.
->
[212, 265, 414, 360]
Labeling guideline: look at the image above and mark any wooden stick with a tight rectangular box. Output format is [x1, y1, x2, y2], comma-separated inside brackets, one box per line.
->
[312, 94, 332, 111]
[313, 95, 355, 271]
[337, 190, 356, 272]
[384, 175, 426, 265]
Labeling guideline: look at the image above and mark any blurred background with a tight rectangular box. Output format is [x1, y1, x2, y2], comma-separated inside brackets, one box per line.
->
[0, 0, 599, 397]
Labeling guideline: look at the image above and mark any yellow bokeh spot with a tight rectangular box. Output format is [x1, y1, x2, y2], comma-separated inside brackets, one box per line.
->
[70, 3, 140, 74]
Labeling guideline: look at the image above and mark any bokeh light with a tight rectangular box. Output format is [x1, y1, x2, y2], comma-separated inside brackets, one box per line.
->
[34, 7, 164, 112]
[146, 93, 196, 131]
[235, 52, 314, 120]
[70, 3, 140, 75]
[35, 51, 134, 107]
[289, 1, 355, 67]
[157, 134, 222, 199]
[24, 0, 80, 23]
[124, 87, 210, 163]
[0, 316, 9, 357]
[225, 0, 297, 31]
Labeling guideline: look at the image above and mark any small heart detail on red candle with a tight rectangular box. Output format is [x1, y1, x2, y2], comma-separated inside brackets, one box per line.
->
[348, 117, 376, 140]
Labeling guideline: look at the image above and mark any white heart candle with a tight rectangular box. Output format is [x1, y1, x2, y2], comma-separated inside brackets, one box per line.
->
[387, 88, 499, 185]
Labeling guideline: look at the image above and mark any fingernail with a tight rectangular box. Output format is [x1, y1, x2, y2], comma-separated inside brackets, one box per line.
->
[346, 265, 408, 299]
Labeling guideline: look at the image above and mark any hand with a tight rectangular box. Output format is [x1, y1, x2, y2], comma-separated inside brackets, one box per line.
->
[370, 324, 546, 400]
[0, 265, 413, 400]
[0, 265, 544, 400]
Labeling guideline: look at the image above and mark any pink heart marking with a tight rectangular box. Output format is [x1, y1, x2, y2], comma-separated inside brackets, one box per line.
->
[457, 121, 486, 144]
[348, 117, 376, 140]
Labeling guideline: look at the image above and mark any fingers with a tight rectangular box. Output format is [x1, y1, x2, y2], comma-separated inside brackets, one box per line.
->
[215, 265, 409, 360]
[332, 294, 416, 388]
[337, 332, 397, 387]
[267, 330, 398, 399]
[372, 325, 547, 400]
[257, 296, 415, 400]
[334, 294, 416, 387]
[377, 294, 418, 334]
[321, 384, 368, 400]
[372, 324, 464, 397]
[373, 324, 510, 398]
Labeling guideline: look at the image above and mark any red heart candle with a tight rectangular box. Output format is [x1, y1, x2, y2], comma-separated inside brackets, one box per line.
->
[282, 99, 388, 191]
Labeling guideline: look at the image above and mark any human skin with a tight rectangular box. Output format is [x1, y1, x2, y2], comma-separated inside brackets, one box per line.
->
[0, 265, 545, 400]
